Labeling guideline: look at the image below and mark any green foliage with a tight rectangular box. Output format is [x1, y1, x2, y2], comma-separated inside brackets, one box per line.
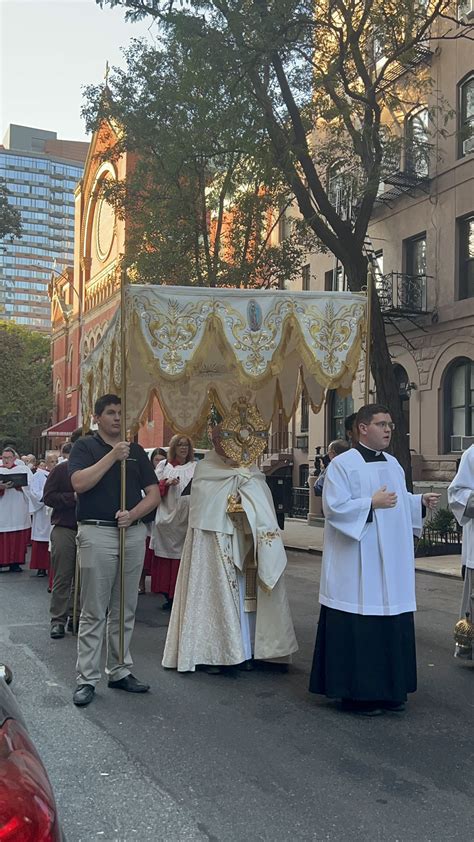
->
[429, 507, 456, 534]
[83, 33, 308, 287]
[0, 178, 22, 241]
[92, 0, 463, 283]
[0, 322, 52, 453]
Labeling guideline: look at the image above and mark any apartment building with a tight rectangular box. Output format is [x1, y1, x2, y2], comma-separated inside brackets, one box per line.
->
[284, 19, 473, 510]
[0, 124, 88, 332]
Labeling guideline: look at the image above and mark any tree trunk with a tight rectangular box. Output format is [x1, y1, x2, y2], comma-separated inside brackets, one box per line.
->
[369, 286, 413, 490]
[346, 259, 414, 490]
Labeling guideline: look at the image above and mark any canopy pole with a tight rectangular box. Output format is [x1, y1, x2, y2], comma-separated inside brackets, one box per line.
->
[119, 265, 128, 665]
[364, 265, 374, 405]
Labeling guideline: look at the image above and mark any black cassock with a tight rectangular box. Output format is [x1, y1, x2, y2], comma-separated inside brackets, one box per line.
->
[309, 444, 417, 704]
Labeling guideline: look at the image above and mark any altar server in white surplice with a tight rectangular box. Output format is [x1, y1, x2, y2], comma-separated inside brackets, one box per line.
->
[162, 428, 298, 673]
[0, 447, 33, 572]
[448, 445, 474, 658]
[309, 404, 440, 716]
[29, 452, 58, 576]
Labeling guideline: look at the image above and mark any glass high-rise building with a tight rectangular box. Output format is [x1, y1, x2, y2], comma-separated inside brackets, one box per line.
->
[0, 124, 88, 332]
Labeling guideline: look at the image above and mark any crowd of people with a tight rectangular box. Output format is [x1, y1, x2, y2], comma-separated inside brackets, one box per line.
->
[1, 394, 471, 715]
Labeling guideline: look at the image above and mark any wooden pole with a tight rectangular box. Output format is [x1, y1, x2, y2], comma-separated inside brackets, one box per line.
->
[364, 265, 374, 405]
[119, 266, 127, 665]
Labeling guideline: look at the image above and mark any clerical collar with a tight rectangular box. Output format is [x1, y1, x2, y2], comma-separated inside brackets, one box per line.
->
[355, 442, 387, 462]
[358, 442, 382, 456]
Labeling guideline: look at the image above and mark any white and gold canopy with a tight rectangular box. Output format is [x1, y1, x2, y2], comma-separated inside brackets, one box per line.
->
[81, 285, 366, 435]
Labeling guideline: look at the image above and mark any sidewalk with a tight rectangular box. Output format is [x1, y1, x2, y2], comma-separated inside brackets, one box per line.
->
[282, 518, 462, 579]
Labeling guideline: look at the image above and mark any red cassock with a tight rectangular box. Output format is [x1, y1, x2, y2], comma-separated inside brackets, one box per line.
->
[30, 540, 50, 571]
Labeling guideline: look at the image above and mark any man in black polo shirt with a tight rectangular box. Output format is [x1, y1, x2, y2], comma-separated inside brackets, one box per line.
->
[68, 394, 160, 707]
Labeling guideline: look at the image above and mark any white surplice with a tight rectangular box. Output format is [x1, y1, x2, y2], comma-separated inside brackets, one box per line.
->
[162, 451, 298, 671]
[151, 459, 196, 559]
[320, 448, 423, 616]
[0, 461, 33, 533]
[448, 445, 474, 570]
[29, 468, 52, 542]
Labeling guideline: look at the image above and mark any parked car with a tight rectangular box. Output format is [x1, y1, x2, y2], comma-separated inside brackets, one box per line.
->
[0, 664, 64, 841]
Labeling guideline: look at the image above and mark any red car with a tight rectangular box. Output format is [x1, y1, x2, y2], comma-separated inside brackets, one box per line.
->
[0, 663, 64, 841]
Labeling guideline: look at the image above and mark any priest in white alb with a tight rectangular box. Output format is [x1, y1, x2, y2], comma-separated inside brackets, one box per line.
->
[309, 404, 440, 715]
[162, 408, 298, 673]
[448, 445, 474, 659]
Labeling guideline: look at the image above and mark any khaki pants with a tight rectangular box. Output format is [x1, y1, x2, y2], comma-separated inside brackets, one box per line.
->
[50, 526, 77, 626]
[76, 522, 146, 686]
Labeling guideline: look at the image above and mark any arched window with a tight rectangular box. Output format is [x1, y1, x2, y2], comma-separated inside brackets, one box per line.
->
[458, 73, 474, 159]
[67, 347, 73, 390]
[444, 357, 474, 451]
[55, 379, 62, 423]
[327, 391, 354, 442]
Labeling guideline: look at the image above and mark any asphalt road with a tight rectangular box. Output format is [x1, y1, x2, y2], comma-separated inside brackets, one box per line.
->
[0, 553, 472, 842]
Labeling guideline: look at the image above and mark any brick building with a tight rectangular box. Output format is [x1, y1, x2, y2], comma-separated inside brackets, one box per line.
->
[47, 118, 170, 449]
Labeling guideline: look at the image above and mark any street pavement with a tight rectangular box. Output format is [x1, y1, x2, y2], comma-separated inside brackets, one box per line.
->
[0, 553, 471, 842]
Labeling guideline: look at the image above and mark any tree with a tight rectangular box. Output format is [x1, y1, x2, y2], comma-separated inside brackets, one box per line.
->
[96, 0, 472, 482]
[0, 322, 52, 454]
[0, 178, 22, 242]
[83, 36, 311, 288]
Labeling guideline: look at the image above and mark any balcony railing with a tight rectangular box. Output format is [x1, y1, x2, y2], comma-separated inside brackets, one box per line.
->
[266, 430, 293, 456]
[377, 272, 431, 317]
[376, 141, 432, 206]
[378, 45, 433, 89]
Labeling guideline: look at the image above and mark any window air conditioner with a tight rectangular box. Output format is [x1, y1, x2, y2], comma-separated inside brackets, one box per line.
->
[451, 435, 474, 452]
[462, 136, 474, 156]
[459, 0, 474, 23]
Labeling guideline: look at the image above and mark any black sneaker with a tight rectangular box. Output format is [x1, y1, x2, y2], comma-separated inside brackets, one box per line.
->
[50, 623, 65, 639]
[9, 564, 23, 573]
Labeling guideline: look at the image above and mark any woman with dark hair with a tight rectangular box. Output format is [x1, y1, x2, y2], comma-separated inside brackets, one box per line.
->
[151, 435, 196, 609]
[139, 448, 168, 595]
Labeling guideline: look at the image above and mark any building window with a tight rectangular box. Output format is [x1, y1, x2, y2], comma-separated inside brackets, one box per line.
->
[444, 358, 474, 451]
[302, 263, 310, 291]
[393, 364, 410, 436]
[324, 266, 345, 292]
[458, 73, 474, 158]
[278, 211, 289, 242]
[327, 391, 354, 441]
[458, 214, 474, 300]
[405, 233, 427, 277]
[299, 464, 309, 487]
[301, 392, 309, 432]
[406, 108, 429, 177]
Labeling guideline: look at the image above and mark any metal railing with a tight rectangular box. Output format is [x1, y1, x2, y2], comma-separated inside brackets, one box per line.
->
[290, 487, 309, 519]
[377, 271, 431, 316]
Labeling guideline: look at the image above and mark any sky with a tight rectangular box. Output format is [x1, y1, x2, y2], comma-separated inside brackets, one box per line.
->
[0, 0, 157, 143]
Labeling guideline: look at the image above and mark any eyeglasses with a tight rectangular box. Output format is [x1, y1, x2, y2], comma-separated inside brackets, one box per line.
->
[371, 421, 396, 431]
